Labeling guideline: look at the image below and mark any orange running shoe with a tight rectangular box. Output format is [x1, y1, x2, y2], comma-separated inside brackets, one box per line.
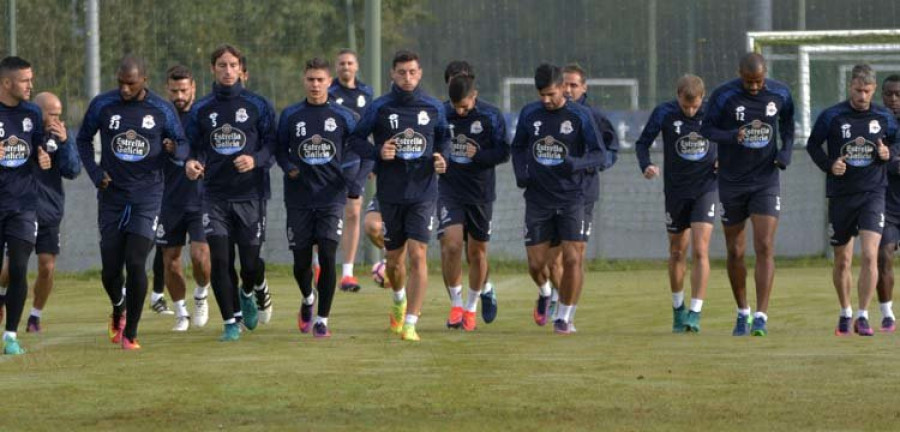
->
[462, 310, 477, 332]
[446, 306, 464, 329]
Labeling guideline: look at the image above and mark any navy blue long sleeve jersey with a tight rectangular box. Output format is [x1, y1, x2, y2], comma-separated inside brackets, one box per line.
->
[806, 101, 898, 197]
[886, 113, 900, 220]
[329, 79, 375, 197]
[36, 133, 81, 226]
[0, 100, 45, 212]
[577, 94, 617, 204]
[440, 98, 509, 204]
[162, 110, 203, 211]
[701, 78, 794, 199]
[76, 89, 188, 205]
[350, 85, 450, 204]
[635, 100, 717, 200]
[276, 100, 360, 209]
[185, 82, 276, 202]
[511, 100, 607, 206]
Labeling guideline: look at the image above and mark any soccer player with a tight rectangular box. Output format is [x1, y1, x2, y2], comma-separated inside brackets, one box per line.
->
[277, 58, 361, 337]
[876, 74, 900, 332]
[184, 44, 276, 341]
[636, 75, 716, 333]
[808, 64, 896, 336]
[157, 65, 212, 331]
[701, 52, 794, 337]
[76, 55, 189, 350]
[439, 71, 508, 331]
[328, 48, 374, 293]
[350, 49, 450, 341]
[511, 63, 607, 334]
[0, 56, 51, 354]
[545, 63, 619, 330]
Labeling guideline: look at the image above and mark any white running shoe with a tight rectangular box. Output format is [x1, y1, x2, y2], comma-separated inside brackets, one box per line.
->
[256, 283, 273, 325]
[172, 315, 190, 332]
[193, 296, 209, 328]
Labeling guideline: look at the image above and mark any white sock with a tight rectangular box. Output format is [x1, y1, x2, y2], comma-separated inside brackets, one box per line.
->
[539, 281, 551, 297]
[738, 307, 751, 317]
[858, 309, 869, 320]
[483, 281, 494, 294]
[841, 307, 853, 318]
[689, 299, 703, 313]
[557, 304, 573, 323]
[550, 288, 559, 303]
[30, 308, 42, 318]
[3, 331, 16, 340]
[303, 293, 316, 306]
[311, 252, 320, 267]
[254, 279, 268, 292]
[465, 289, 480, 312]
[672, 291, 685, 309]
[151, 291, 164, 303]
[392, 287, 406, 303]
[315, 316, 328, 326]
[174, 300, 189, 317]
[448, 285, 463, 308]
[0, 285, 7, 296]
[194, 284, 209, 299]
[754, 311, 768, 321]
[224, 318, 236, 325]
[342, 263, 354, 278]
[404, 313, 418, 325]
[880, 301, 894, 319]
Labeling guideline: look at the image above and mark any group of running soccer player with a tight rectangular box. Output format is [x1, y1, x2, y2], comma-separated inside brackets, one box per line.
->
[1, 46, 899, 354]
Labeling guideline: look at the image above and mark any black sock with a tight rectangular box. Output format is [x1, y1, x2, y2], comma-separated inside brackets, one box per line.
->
[4, 238, 34, 333]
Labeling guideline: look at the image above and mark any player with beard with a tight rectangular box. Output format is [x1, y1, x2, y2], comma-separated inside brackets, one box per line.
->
[876, 74, 900, 332]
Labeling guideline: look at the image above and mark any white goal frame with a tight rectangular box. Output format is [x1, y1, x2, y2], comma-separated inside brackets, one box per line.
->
[501, 77, 639, 113]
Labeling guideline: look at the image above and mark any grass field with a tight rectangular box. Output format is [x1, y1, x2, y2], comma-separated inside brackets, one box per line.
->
[2, 262, 900, 431]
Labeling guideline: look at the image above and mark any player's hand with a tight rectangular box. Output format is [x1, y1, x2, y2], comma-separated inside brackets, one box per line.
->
[163, 138, 175, 154]
[465, 143, 478, 159]
[643, 164, 659, 179]
[878, 138, 890, 161]
[37, 147, 52, 170]
[714, 159, 719, 173]
[831, 155, 847, 176]
[381, 139, 396, 160]
[186, 159, 205, 180]
[288, 169, 300, 179]
[99, 172, 112, 189]
[433, 153, 447, 174]
[736, 128, 745, 144]
[234, 154, 255, 173]
[0, 142, 5, 160]
[47, 119, 67, 142]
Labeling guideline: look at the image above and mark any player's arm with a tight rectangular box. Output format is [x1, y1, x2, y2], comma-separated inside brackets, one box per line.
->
[510, 111, 531, 188]
[884, 114, 900, 175]
[775, 91, 796, 169]
[471, 110, 510, 167]
[563, 110, 606, 174]
[58, 134, 82, 179]
[804, 113, 832, 174]
[634, 105, 664, 174]
[348, 103, 378, 161]
[164, 106, 190, 162]
[700, 91, 738, 146]
[433, 105, 452, 163]
[251, 101, 277, 169]
[274, 110, 299, 175]
[75, 99, 106, 187]
[339, 111, 362, 192]
[596, 109, 619, 168]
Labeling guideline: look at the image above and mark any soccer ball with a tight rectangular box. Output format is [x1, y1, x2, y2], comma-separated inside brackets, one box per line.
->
[371, 260, 391, 289]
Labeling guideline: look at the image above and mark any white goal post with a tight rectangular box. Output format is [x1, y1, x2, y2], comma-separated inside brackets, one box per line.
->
[501, 77, 639, 113]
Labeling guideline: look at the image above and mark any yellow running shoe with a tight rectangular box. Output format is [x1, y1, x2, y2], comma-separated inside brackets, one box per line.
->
[390, 298, 407, 334]
[400, 323, 420, 341]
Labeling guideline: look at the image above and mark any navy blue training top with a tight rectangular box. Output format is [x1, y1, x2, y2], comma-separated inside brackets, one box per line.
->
[440, 98, 509, 204]
[0, 100, 45, 213]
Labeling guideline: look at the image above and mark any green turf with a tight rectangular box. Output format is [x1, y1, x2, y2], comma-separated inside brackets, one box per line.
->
[2, 265, 898, 431]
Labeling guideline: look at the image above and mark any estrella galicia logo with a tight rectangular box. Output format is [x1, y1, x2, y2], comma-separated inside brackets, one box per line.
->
[675, 132, 709, 161]
[295, 134, 336, 165]
[0, 135, 31, 168]
[210, 123, 247, 155]
[739, 119, 773, 149]
[392, 128, 427, 160]
[532, 135, 568, 166]
[841, 136, 876, 167]
[450, 134, 478, 164]
[111, 129, 151, 162]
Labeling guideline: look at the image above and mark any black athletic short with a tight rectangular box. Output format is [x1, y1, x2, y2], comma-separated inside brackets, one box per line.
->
[720, 186, 780, 226]
[436, 198, 493, 242]
[524, 200, 586, 247]
[203, 199, 266, 246]
[829, 191, 885, 246]
[665, 189, 718, 233]
[156, 206, 206, 247]
[34, 223, 60, 255]
[286, 206, 343, 249]
[380, 200, 435, 251]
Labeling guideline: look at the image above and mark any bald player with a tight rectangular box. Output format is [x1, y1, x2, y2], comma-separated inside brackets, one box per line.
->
[0, 92, 81, 333]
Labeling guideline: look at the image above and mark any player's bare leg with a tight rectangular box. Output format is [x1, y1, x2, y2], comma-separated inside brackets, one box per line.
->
[527, 242, 552, 326]
[25, 254, 56, 332]
[833, 238, 855, 335]
[440, 225, 465, 328]
[406, 239, 428, 318]
[163, 246, 190, 330]
[464, 237, 490, 330]
[385, 242, 407, 333]
[854, 230, 882, 335]
[724, 220, 751, 335]
[340, 197, 363, 292]
[555, 240, 584, 334]
[751, 214, 778, 314]
[364, 211, 384, 250]
[189, 241, 211, 328]
[876, 242, 896, 331]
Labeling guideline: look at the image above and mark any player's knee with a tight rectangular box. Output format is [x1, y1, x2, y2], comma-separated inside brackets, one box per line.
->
[669, 247, 686, 262]
[467, 246, 486, 264]
[441, 240, 462, 259]
[38, 258, 55, 276]
[562, 253, 581, 270]
[753, 237, 774, 258]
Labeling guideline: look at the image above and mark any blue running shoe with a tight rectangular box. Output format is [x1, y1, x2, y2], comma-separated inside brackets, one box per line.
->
[239, 291, 258, 331]
[672, 305, 687, 333]
[732, 313, 751, 336]
[219, 322, 240, 342]
[835, 316, 852, 336]
[480, 285, 498, 324]
[854, 317, 874, 336]
[750, 317, 767, 336]
[685, 311, 701, 333]
[553, 319, 572, 335]
[533, 295, 551, 326]
[2, 334, 24, 355]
